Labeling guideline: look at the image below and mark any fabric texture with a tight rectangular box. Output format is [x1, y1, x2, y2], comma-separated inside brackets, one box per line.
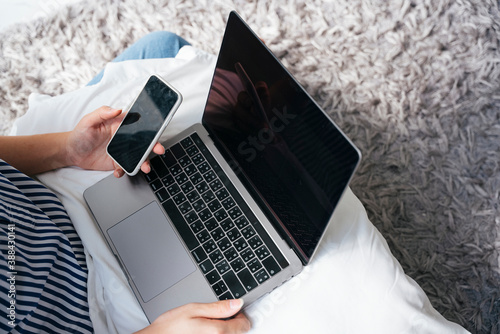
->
[11, 46, 468, 334]
[0, 160, 92, 333]
[87, 31, 190, 85]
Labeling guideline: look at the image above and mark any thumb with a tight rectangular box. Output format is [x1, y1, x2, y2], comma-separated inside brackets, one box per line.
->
[188, 299, 244, 319]
[97, 106, 122, 120]
[79, 106, 121, 129]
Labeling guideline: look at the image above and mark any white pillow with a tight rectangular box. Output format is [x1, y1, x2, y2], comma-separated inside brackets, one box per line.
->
[12, 46, 468, 334]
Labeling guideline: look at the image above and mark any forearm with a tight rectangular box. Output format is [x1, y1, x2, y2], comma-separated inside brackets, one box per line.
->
[0, 133, 71, 175]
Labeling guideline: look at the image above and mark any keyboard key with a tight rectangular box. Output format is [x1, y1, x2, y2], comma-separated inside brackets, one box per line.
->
[222, 271, 246, 298]
[196, 181, 209, 194]
[207, 199, 222, 212]
[184, 164, 197, 176]
[247, 258, 262, 273]
[210, 227, 225, 242]
[202, 239, 217, 254]
[201, 190, 215, 202]
[167, 184, 181, 196]
[254, 269, 270, 284]
[186, 145, 199, 157]
[191, 247, 207, 263]
[240, 248, 255, 262]
[190, 220, 204, 233]
[184, 211, 198, 224]
[143, 169, 158, 183]
[248, 235, 263, 249]
[186, 190, 200, 203]
[228, 206, 242, 220]
[217, 237, 231, 252]
[178, 201, 192, 214]
[213, 208, 228, 222]
[198, 208, 213, 222]
[155, 188, 169, 202]
[209, 250, 224, 264]
[181, 136, 194, 148]
[196, 229, 210, 243]
[204, 218, 218, 231]
[215, 188, 230, 201]
[160, 150, 177, 168]
[219, 291, 233, 300]
[149, 179, 163, 192]
[198, 161, 211, 174]
[234, 217, 249, 229]
[181, 181, 194, 193]
[223, 247, 238, 262]
[174, 172, 188, 185]
[199, 259, 213, 274]
[233, 238, 248, 252]
[230, 257, 245, 272]
[192, 199, 206, 212]
[150, 156, 169, 177]
[262, 256, 281, 276]
[173, 193, 187, 206]
[221, 197, 236, 210]
[210, 180, 223, 192]
[178, 156, 191, 168]
[189, 172, 203, 185]
[170, 164, 182, 176]
[216, 260, 231, 275]
[162, 174, 175, 187]
[226, 227, 241, 242]
[241, 226, 256, 239]
[203, 170, 217, 183]
[191, 153, 204, 165]
[212, 280, 228, 295]
[162, 200, 199, 251]
[220, 218, 235, 232]
[171, 143, 186, 159]
[255, 245, 270, 260]
[238, 269, 258, 292]
[206, 270, 220, 285]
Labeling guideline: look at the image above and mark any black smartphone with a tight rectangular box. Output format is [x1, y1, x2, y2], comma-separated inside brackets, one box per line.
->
[107, 75, 182, 176]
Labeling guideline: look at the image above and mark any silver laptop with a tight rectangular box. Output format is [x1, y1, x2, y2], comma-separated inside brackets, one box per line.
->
[84, 11, 361, 323]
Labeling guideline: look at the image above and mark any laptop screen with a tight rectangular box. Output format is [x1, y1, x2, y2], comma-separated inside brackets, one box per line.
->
[202, 12, 360, 263]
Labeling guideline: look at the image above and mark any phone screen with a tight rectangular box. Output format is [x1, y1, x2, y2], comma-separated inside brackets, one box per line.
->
[107, 75, 180, 174]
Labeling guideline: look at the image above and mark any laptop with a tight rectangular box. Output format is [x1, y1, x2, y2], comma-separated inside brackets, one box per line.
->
[84, 11, 361, 323]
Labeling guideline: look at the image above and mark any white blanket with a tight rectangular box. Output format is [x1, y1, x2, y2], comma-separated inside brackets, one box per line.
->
[11, 46, 468, 334]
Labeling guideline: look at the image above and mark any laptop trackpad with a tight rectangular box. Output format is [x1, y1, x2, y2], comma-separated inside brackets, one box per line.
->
[107, 201, 196, 303]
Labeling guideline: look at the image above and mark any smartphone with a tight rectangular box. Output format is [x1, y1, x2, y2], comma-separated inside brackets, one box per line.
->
[107, 75, 182, 176]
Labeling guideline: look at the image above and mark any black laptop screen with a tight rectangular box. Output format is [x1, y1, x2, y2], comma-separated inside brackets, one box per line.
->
[202, 12, 360, 263]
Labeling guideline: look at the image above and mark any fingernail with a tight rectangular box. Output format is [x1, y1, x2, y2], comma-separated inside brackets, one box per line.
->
[230, 298, 244, 310]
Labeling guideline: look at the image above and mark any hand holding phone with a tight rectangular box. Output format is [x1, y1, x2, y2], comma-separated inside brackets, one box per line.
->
[107, 75, 182, 176]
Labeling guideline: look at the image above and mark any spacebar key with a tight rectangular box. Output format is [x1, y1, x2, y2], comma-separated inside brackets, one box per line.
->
[162, 199, 199, 250]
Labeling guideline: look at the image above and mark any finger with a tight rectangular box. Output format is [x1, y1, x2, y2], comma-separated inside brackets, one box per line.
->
[113, 168, 125, 178]
[185, 299, 244, 320]
[140, 161, 151, 174]
[200, 313, 251, 334]
[152, 142, 165, 155]
[225, 312, 251, 333]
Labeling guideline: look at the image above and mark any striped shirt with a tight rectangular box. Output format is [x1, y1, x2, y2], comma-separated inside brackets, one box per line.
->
[0, 160, 93, 333]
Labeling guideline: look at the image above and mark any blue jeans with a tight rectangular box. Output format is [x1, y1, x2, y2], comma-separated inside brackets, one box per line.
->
[87, 31, 190, 86]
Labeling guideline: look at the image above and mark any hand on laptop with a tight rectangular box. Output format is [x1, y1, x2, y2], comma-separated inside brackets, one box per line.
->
[135, 299, 251, 334]
[66, 106, 165, 178]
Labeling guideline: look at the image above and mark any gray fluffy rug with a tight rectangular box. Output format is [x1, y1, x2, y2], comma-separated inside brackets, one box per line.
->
[1, 0, 499, 332]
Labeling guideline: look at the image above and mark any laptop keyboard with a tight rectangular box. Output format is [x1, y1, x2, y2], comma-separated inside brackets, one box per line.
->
[144, 132, 289, 300]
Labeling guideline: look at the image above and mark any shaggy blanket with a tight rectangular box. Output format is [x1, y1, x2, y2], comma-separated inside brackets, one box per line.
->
[1, 0, 499, 332]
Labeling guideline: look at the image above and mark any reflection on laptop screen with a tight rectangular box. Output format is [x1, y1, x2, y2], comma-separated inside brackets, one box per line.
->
[202, 13, 360, 262]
